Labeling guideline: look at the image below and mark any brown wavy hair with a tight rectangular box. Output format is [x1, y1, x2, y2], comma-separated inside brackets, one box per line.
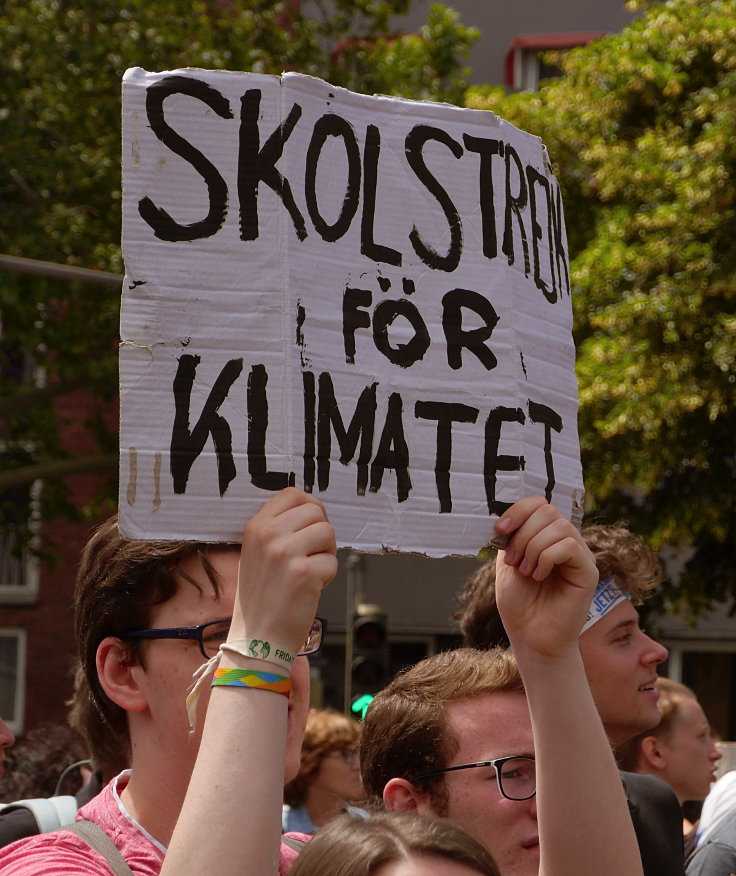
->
[66, 661, 128, 779]
[284, 708, 361, 807]
[74, 514, 235, 757]
[457, 522, 664, 650]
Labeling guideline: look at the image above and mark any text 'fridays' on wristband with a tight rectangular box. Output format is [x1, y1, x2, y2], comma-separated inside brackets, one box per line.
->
[221, 638, 296, 672]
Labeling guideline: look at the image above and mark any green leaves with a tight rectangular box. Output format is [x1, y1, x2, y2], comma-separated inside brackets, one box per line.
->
[0, 0, 476, 540]
[466, 0, 736, 616]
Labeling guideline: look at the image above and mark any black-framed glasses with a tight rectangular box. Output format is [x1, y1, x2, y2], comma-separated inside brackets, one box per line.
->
[122, 616, 327, 661]
[415, 755, 536, 801]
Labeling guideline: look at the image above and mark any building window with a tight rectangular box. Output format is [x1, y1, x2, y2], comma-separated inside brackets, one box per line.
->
[0, 473, 40, 604]
[0, 628, 26, 734]
[505, 32, 606, 92]
[1, 324, 41, 603]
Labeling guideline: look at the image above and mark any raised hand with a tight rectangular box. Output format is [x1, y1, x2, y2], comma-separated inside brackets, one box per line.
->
[233, 487, 338, 655]
[493, 496, 598, 660]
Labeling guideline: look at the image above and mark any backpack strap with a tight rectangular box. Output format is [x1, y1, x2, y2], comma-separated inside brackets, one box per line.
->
[281, 834, 308, 852]
[0, 796, 79, 833]
[63, 820, 134, 876]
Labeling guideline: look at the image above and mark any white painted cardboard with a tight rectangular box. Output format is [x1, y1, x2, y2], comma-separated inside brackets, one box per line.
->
[119, 67, 583, 556]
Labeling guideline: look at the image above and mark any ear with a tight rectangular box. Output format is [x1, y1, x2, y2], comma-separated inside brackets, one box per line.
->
[96, 637, 148, 714]
[383, 777, 431, 815]
[639, 735, 667, 770]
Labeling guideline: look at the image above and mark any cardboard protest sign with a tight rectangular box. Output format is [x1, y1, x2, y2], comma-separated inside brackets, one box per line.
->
[119, 67, 584, 556]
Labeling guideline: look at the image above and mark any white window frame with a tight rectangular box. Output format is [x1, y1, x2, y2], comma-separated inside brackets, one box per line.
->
[0, 313, 43, 604]
[514, 50, 545, 93]
[0, 478, 41, 604]
[506, 33, 606, 93]
[0, 627, 26, 735]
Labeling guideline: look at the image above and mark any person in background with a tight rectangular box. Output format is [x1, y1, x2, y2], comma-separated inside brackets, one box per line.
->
[686, 770, 736, 873]
[283, 707, 363, 834]
[288, 810, 500, 876]
[687, 789, 736, 875]
[0, 718, 15, 786]
[455, 521, 684, 876]
[0, 660, 132, 849]
[617, 678, 722, 833]
[0, 722, 91, 847]
[694, 770, 736, 851]
[0, 724, 88, 801]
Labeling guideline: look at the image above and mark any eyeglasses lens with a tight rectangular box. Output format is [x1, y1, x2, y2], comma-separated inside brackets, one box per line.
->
[498, 757, 536, 800]
[202, 621, 231, 657]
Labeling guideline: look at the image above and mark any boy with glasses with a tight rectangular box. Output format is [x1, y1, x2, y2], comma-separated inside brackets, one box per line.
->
[0, 488, 336, 874]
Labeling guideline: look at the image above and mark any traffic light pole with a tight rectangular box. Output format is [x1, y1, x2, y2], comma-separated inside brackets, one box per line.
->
[343, 551, 363, 714]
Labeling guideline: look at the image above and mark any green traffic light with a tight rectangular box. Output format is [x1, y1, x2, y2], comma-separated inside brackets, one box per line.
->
[350, 693, 375, 720]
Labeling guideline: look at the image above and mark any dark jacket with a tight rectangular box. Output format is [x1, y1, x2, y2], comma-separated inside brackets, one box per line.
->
[622, 771, 685, 876]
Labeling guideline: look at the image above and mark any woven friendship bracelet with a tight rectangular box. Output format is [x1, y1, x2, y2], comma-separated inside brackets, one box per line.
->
[221, 638, 296, 673]
[211, 667, 291, 697]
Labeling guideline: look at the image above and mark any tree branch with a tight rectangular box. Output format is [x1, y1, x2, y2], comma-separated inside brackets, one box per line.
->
[0, 380, 90, 417]
[0, 454, 118, 490]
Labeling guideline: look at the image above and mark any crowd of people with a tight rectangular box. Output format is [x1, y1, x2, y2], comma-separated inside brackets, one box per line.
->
[0, 487, 732, 875]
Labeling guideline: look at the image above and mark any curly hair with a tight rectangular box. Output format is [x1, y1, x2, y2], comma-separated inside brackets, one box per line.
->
[456, 523, 664, 650]
[1, 724, 88, 799]
[284, 708, 361, 807]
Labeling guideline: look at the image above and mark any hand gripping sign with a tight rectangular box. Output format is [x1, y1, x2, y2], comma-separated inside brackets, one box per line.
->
[119, 68, 584, 556]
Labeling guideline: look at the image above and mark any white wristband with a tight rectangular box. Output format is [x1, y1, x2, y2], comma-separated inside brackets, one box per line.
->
[221, 639, 296, 673]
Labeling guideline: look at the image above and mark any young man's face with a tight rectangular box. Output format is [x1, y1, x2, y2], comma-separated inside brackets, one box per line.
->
[415, 691, 539, 876]
[578, 600, 668, 747]
[132, 548, 310, 783]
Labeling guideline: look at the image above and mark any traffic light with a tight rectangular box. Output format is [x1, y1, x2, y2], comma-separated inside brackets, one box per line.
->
[350, 604, 388, 705]
[350, 693, 375, 721]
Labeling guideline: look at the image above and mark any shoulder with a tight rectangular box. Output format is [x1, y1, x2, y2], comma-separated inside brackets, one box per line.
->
[620, 772, 685, 876]
[687, 834, 736, 876]
[698, 772, 736, 841]
[692, 806, 736, 859]
[0, 829, 117, 875]
[621, 771, 682, 813]
[279, 833, 311, 874]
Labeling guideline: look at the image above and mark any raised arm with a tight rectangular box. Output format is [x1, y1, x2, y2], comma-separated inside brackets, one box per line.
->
[494, 496, 643, 876]
[161, 488, 337, 876]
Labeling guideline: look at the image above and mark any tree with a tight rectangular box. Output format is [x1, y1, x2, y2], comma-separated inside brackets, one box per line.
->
[466, 0, 736, 616]
[0, 0, 477, 534]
